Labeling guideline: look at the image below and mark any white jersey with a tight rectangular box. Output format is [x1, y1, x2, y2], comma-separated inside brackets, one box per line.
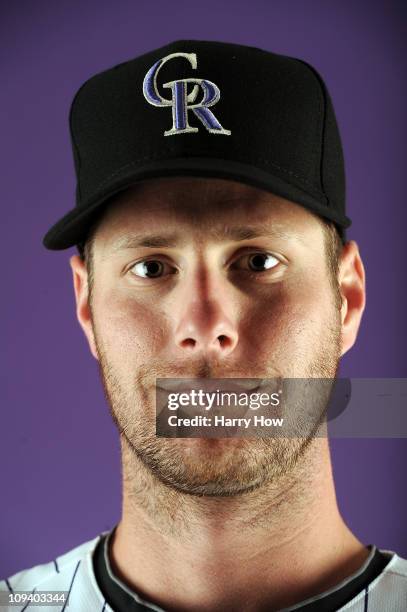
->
[1, 533, 407, 611]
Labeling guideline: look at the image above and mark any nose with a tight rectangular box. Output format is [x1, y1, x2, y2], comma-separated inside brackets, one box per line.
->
[174, 296, 239, 357]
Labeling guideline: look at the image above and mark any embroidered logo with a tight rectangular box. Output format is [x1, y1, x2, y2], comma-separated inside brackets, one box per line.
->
[143, 52, 231, 136]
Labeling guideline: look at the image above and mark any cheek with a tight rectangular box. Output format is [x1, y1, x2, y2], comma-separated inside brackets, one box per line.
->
[92, 289, 168, 366]
[243, 277, 336, 364]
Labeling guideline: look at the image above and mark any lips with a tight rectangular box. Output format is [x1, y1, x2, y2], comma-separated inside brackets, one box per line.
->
[155, 379, 262, 424]
[156, 380, 265, 425]
[156, 378, 263, 394]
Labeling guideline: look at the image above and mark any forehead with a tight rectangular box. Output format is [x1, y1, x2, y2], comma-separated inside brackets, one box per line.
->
[94, 176, 323, 246]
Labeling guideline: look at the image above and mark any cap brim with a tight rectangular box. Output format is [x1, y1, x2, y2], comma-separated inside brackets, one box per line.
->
[42, 157, 351, 250]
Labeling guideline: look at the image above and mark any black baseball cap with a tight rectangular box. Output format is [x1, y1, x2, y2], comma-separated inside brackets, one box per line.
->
[42, 39, 351, 250]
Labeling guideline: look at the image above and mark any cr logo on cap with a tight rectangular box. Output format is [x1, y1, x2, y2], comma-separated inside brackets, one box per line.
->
[143, 52, 231, 137]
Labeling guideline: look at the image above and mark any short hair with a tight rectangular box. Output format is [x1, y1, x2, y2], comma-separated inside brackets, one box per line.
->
[76, 215, 100, 303]
[321, 219, 344, 310]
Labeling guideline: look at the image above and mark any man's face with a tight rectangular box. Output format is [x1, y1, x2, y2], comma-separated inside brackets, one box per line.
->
[76, 177, 346, 496]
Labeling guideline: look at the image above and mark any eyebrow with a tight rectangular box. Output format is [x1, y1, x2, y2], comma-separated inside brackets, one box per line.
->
[109, 225, 295, 252]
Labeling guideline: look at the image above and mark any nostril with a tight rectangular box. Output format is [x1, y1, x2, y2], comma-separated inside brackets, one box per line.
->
[180, 338, 197, 349]
[218, 335, 231, 348]
[177, 334, 236, 352]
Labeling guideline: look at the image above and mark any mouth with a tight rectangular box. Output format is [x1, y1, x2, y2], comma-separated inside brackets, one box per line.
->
[156, 378, 264, 394]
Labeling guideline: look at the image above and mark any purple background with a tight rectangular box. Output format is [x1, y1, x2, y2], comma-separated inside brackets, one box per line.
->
[1, 0, 406, 577]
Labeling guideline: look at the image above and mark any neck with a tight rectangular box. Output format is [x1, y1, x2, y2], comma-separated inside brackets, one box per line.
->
[109, 437, 367, 611]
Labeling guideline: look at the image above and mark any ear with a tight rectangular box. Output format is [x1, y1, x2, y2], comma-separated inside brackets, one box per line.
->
[69, 255, 99, 360]
[338, 240, 366, 357]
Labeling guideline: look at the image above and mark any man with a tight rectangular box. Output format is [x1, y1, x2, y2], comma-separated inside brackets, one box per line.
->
[1, 40, 406, 611]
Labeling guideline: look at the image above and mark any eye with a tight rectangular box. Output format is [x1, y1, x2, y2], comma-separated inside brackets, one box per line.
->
[234, 252, 280, 272]
[129, 259, 175, 279]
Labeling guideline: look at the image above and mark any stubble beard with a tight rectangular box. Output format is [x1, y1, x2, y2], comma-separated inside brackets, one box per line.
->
[92, 303, 342, 499]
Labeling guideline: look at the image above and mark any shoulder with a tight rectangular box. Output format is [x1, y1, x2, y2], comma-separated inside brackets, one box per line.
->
[341, 550, 407, 611]
[0, 532, 111, 612]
